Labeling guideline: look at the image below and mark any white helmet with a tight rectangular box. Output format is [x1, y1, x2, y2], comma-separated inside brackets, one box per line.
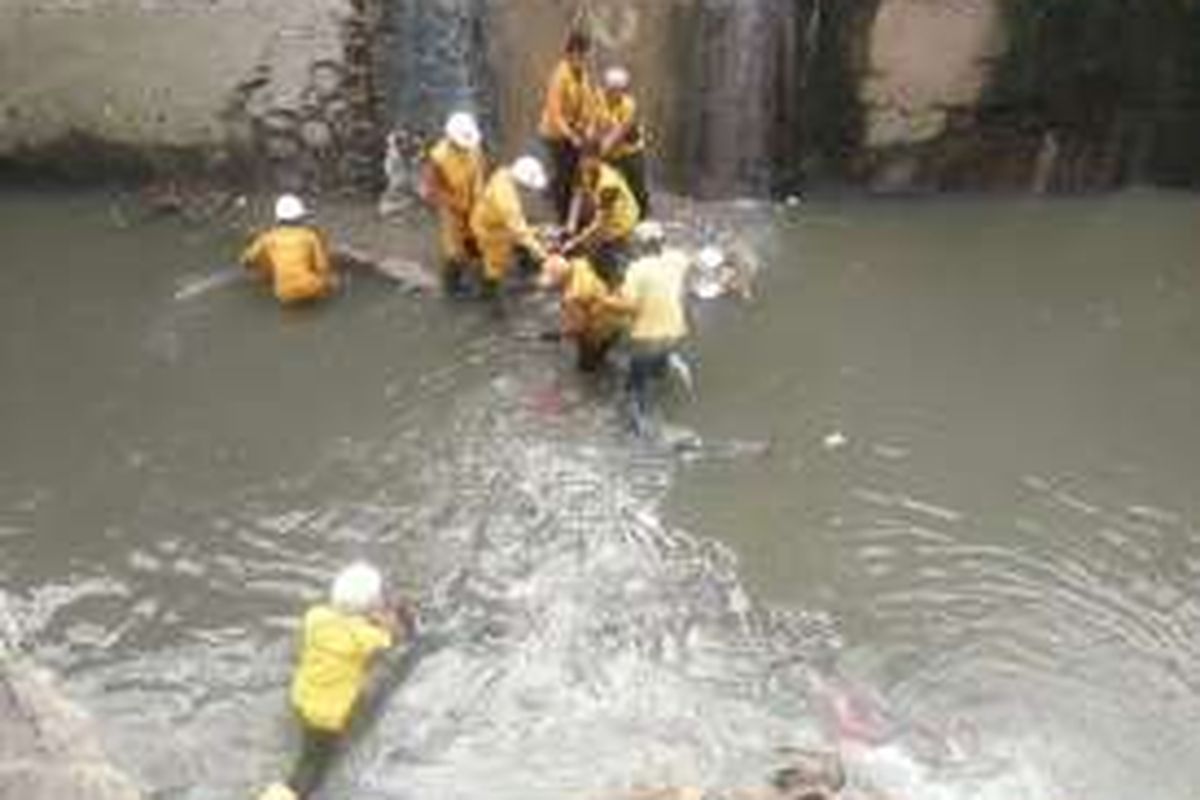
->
[697, 245, 726, 271]
[604, 66, 631, 91]
[445, 111, 481, 149]
[274, 194, 306, 223]
[511, 156, 548, 191]
[330, 562, 384, 614]
[633, 220, 665, 244]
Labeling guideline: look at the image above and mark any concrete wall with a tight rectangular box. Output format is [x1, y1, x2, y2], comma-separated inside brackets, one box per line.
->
[859, 0, 1007, 190]
[0, 0, 348, 147]
[862, 0, 1003, 149]
[0, 0, 382, 187]
[4, 0, 1197, 194]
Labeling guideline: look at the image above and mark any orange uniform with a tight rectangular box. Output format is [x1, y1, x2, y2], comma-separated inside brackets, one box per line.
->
[596, 91, 644, 159]
[426, 137, 486, 262]
[470, 168, 547, 282]
[290, 605, 393, 733]
[539, 58, 596, 143]
[241, 225, 334, 305]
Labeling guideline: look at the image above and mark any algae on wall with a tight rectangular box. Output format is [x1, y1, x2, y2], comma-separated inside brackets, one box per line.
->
[983, 0, 1200, 190]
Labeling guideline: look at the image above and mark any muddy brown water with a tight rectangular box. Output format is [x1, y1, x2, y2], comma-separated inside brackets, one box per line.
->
[1, 188, 1199, 799]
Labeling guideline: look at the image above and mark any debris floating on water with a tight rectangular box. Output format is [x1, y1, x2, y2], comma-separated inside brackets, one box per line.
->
[823, 431, 848, 450]
[172, 269, 243, 301]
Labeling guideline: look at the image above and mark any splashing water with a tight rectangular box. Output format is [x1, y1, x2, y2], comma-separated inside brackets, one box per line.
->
[294, 361, 1060, 800]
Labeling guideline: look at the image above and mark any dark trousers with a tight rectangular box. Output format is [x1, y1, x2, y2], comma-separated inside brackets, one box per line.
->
[627, 340, 675, 427]
[287, 723, 341, 799]
[543, 136, 580, 224]
[576, 333, 618, 372]
[611, 150, 650, 220]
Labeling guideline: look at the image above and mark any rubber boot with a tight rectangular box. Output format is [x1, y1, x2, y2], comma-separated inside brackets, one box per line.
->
[480, 277, 506, 319]
[441, 260, 467, 298]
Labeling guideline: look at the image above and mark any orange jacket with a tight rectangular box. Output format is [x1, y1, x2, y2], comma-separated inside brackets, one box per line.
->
[241, 225, 333, 304]
[538, 59, 595, 142]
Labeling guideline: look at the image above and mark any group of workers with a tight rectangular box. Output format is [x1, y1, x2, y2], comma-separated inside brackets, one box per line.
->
[419, 27, 700, 432]
[242, 28, 693, 433]
[420, 27, 648, 301]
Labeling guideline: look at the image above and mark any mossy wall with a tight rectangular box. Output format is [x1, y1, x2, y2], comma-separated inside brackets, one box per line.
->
[980, 0, 1200, 190]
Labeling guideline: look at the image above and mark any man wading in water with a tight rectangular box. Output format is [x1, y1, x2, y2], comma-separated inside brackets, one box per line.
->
[469, 155, 553, 310]
[241, 194, 338, 306]
[421, 111, 487, 296]
[258, 563, 412, 800]
[607, 221, 694, 436]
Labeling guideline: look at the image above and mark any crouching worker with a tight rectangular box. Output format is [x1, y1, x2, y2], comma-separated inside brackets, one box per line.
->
[257, 563, 411, 800]
[608, 221, 693, 436]
[242, 194, 336, 306]
[539, 253, 627, 372]
[421, 112, 486, 295]
[469, 155, 551, 304]
[562, 146, 640, 287]
[596, 66, 650, 219]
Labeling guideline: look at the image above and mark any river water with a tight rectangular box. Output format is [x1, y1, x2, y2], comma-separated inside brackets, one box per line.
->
[2, 188, 1199, 800]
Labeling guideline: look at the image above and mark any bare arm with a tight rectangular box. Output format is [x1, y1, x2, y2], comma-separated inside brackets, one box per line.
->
[240, 234, 266, 273]
[601, 118, 635, 157]
[566, 186, 587, 236]
[562, 216, 602, 255]
[311, 231, 333, 279]
[369, 597, 417, 643]
[505, 200, 548, 262]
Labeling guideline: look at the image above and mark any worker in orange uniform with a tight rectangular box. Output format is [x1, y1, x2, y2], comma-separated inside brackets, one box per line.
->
[421, 111, 486, 295]
[241, 195, 336, 305]
[469, 155, 551, 306]
[539, 29, 596, 223]
[257, 562, 412, 800]
[595, 66, 649, 219]
[539, 253, 627, 372]
[562, 146, 641, 287]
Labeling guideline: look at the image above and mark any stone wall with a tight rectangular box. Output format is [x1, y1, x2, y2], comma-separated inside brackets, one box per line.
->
[0, 0, 383, 189]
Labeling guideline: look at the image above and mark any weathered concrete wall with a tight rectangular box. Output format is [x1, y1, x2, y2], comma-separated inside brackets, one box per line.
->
[5, 0, 1200, 194]
[859, 0, 1006, 190]
[0, 0, 341, 148]
[863, 0, 1002, 149]
[0, 0, 382, 188]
